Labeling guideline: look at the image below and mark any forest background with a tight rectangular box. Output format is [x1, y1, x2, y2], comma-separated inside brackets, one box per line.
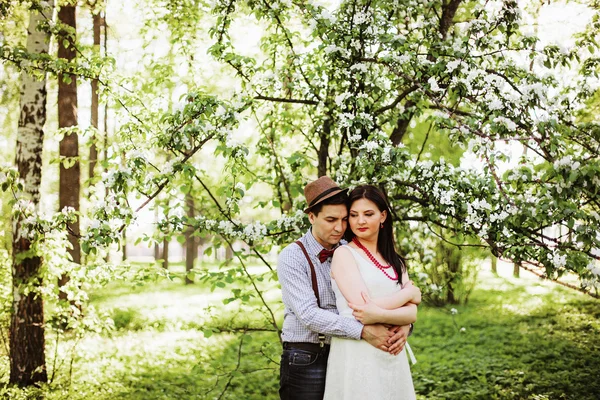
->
[0, 0, 599, 398]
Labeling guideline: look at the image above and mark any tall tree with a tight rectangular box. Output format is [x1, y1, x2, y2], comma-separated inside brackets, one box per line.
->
[185, 192, 196, 284]
[10, 0, 53, 386]
[89, 3, 102, 182]
[57, 4, 80, 300]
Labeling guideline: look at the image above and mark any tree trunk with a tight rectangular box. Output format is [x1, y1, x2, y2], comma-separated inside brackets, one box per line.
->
[389, 101, 414, 146]
[513, 262, 520, 278]
[122, 230, 127, 261]
[89, 11, 101, 181]
[10, 2, 53, 386]
[162, 239, 169, 270]
[491, 255, 497, 274]
[185, 193, 196, 284]
[154, 207, 160, 261]
[445, 246, 461, 304]
[439, 0, 463, 40]
[317, 118, 331, 177]
[225, 245, 233, 262]
[58, 5, 80, 300]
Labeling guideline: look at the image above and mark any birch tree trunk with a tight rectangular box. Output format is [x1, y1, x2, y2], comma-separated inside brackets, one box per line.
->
[10, 1, 53, 386]
[57, 5, 80, 300]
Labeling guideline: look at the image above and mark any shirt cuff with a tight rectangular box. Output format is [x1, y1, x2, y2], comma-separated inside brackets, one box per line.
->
[347, 319, 363, 340]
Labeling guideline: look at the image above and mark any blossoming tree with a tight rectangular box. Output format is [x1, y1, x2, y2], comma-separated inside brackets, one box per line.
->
[2, 0, 600, 391]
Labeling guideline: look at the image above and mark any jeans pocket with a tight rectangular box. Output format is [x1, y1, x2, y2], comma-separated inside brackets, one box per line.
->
[288, 350, 318, 367]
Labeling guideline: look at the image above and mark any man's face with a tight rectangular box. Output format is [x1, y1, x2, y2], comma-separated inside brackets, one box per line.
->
[308, 204, 348, 249]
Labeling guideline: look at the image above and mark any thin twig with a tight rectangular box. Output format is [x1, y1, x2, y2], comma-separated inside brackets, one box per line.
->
[217, 331, 246, 400]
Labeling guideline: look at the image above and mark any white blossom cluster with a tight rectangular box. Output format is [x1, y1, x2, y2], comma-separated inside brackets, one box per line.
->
[553, 155, 580, 171]
[583, 262, 600, 289]
[324, 45, 350, 58]
[493, 116, 517, 132]
[547, 250, 567, 269]
[276, 210, 305, 230]
[101, 164, 134, 190]
[196, 217, 270, 243]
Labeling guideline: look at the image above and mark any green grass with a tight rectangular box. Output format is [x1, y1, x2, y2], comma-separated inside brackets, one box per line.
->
[0, 263, 598, 399]
[410, 271, 600, 400]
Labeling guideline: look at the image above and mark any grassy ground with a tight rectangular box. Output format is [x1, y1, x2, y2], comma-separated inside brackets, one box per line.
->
[1, 262, 598, 399]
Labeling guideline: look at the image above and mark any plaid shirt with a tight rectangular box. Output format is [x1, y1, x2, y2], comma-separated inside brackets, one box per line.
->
[278, 229, 363, 344]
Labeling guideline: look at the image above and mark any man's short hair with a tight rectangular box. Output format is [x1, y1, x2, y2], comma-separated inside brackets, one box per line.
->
[307, 191, 348, 216]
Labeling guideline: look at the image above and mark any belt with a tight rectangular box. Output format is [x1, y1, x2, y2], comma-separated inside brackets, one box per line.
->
[282, 342, 330, 352]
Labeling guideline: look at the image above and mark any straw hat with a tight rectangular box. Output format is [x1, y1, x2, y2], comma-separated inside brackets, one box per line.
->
[303, 176, 347, 214]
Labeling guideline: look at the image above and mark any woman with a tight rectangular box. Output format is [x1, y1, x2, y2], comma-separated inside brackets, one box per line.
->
[323, 185, 420, 400]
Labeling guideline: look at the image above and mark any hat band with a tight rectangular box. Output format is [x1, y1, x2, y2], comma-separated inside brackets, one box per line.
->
[309, 186, 342, 208]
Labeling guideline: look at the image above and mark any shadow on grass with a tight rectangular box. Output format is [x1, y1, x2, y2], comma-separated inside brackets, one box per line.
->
[72, 331, 281, 400]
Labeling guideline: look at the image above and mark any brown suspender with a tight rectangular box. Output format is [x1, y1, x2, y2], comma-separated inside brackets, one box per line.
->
[295, 240, 326, 346]
[295, 240, 321, 308]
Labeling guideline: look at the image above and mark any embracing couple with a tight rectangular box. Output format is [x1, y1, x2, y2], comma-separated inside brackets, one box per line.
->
[278, 176, 420, 400]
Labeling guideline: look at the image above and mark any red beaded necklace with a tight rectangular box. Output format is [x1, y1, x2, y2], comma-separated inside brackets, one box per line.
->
[352, 237, 398, 281]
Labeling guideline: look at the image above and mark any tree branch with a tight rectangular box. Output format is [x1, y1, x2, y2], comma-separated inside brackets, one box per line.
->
[255, 95, 318, 105]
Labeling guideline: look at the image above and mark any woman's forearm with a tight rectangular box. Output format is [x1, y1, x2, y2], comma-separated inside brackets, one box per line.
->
[372, 303, 418, 325]
[371, 289, 415, 310]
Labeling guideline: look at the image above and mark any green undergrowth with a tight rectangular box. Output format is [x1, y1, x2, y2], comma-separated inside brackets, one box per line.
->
[0, 265, 598, 399]
[410, 272, 600, 400]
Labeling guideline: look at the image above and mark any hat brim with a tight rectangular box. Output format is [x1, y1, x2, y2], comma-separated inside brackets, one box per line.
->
[303, 188, 348, 214]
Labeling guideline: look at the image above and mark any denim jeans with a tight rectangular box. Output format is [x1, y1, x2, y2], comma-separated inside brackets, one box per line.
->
[279, 344, 330, 400]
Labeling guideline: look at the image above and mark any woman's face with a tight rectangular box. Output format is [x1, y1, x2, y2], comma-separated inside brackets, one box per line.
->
[348, 198, 386, 240]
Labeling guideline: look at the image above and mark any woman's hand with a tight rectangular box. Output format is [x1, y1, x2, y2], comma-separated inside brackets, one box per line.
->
[401, 281, 421, 305]
[348, 292, 383, 325]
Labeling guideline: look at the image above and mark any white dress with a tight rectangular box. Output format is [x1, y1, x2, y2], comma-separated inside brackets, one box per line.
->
[323, 245, 416, 400]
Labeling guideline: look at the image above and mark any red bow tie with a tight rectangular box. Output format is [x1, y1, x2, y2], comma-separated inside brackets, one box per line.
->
[318, 248, 336, 263]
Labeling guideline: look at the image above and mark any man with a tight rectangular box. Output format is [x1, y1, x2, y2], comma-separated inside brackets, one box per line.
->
[278, 176, 411, 400]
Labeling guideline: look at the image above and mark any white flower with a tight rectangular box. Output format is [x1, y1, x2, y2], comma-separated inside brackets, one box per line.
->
[61, 206, 76, 216]
[335, 93, 351, 107]
[360, 141, 379, 153]
[488, 99, 503, 111]
[396, 54, 411, 64]
[493, 116, 517, 131]
[348, 133, 362, 142]
[89, 220, 101, 229]
[446, 59, 462, 73]
[353, 11, 370, 25]
[549, 251, 567, 269]
[324, 45, 339, 54]
[460, 327, 466, 332]
[451, 308, 458, 315]
[587, 262, 600, 277]
[381, 146, 392, 163]
[490, 210, 509, 223]
[242, 222, 267, 241]
[428, 77, 443, 92]
[339, 113, 355, 128]
[350, 63, 368, 73]
[319, 9, 336, 24]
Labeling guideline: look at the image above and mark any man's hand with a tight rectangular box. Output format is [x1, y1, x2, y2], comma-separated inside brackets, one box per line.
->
[361, 324, 394, 352]
[386, 324, 411, 356]
[348, 292, 383, 325]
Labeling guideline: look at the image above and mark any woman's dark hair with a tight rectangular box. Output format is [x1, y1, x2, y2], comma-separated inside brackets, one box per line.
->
[344, 185, 407, 284]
